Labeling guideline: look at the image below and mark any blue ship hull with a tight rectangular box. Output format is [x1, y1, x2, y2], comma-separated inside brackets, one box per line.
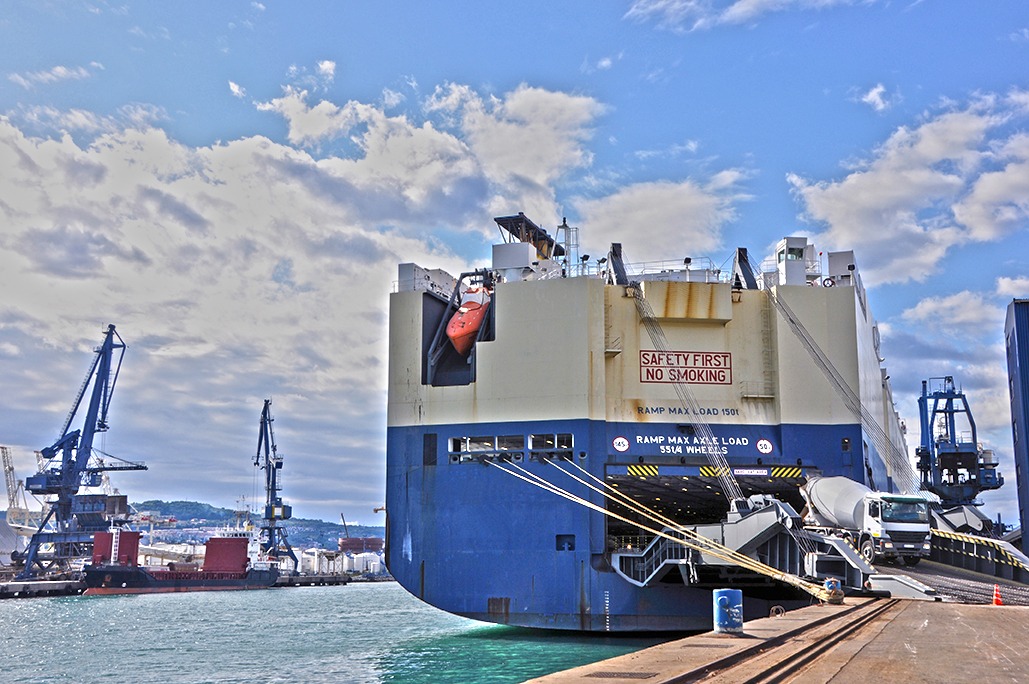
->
[386, 418, 887, 631]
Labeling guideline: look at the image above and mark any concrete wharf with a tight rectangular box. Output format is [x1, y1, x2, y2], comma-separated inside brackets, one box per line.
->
[529, 596, 1029, 683]
[0, 578, 84, 599]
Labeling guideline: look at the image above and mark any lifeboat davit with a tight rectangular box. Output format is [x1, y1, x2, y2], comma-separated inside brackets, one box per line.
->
[446, 286, 491, 355]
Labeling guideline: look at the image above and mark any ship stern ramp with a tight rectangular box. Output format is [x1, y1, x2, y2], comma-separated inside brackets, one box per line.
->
[612, 496, 872, 594]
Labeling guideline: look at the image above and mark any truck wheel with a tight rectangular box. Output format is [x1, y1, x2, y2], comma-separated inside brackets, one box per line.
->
[902, 557, 921, 567]
[860, 540, 876, 564]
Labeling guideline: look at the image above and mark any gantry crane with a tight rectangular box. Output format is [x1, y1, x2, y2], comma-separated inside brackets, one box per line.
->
[916, 376, 1004, 507]
[15, 325, 146, 578]
[255, 399, 298, 574]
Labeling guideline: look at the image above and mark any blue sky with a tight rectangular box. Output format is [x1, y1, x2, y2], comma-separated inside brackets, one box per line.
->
[2, 1, 1028, 526]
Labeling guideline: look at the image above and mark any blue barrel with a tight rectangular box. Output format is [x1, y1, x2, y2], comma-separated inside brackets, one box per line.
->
[713, 588, 743, 634]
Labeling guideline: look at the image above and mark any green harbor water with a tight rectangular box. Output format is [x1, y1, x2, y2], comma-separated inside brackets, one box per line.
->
[0, 581, 670, 683]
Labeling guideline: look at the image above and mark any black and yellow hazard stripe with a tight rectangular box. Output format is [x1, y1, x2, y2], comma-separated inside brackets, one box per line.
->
[770, 466, 802, 478]
[627, 464, 659, 478]
[699, 466, 730, 478]
[931, 529, 1029, 571]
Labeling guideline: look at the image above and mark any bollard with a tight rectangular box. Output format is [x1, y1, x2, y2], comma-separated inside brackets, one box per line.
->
[713, 588, 743, 634]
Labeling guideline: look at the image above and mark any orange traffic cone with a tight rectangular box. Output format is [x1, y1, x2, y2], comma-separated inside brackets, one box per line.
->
[993, 584, 1003, 606]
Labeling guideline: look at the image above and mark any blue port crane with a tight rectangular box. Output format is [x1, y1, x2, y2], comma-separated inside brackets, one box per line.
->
[255, 399, 299, 574]
[916, 376, 1003, 507]
[16, 324, 147, 579]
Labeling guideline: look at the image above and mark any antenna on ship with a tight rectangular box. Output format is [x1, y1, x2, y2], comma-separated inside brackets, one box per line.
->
[554, 216, 582, 276]
[255, 398, 299, 574]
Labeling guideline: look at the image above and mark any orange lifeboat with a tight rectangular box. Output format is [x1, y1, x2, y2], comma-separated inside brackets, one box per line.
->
[446, 286, 491, 355]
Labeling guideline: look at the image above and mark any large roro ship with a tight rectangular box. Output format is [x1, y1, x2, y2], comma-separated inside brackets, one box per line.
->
[385, 214, 909, 631]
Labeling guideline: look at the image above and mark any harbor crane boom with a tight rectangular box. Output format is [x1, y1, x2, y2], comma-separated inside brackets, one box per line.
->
[16, 324, 146, 579]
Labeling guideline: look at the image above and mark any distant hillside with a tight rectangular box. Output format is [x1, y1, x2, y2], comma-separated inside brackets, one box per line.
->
[133, 500, 236, 522]
[130, 500, 384, 549]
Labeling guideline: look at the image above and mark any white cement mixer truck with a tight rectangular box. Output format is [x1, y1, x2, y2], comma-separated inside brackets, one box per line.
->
[800, 476, 931, 566]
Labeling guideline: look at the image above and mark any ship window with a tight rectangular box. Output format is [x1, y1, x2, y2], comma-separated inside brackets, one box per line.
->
[556, 534, 575, 551]
[530, 434, 555, 449]
[448, 434, 525, 463]
[497, 435, 525, 451]
[529, 433, 574, 461]
[467, 436, 494, 451]
[530, 433, 574, 449]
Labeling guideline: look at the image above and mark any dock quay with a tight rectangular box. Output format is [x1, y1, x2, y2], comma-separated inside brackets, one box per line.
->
[528, 596, 1029, 683]
[0, 579, 85, 599]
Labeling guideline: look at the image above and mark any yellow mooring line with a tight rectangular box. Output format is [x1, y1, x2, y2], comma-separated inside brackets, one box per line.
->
[486, 458, 842, 604]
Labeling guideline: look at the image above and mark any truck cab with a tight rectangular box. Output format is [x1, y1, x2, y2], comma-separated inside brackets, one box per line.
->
[860, 494, 931, 565]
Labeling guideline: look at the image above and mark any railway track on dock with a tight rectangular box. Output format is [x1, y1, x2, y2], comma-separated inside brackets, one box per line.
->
[677, 599, 901, 684]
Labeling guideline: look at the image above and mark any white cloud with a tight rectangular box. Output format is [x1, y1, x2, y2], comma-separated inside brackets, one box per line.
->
[624, 0, 875, 31]
[951, 132, 1029, 241]
[901, 291, 1003, 331]
[787, 100, 1028, 285]
[228, 81, 246, 99]
[580, 52, 623, 74]
[284, 61, 337, 93]
[997, 276, 1029, 298]
[8, 64, 94, 90]
[255, 86, 367, 145]
[128, 25, 171, 41]
[251, 82, 608, 229]
[1009, 89, 1029, 114]
[382, 88, 405, 108]
[317, 60, 336, 81]
[12, 103, 166, 136]
[573, 175, 745, 263]
[634, 139, 699, 159]
[860, 83, 890, 112]
[426, 83, 607, 221]
[0, 114, 474, 520]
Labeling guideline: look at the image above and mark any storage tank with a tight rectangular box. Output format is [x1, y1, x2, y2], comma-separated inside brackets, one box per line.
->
[801, 476, 870, 529]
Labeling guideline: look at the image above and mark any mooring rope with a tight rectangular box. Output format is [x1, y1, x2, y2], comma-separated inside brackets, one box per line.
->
[486, 457, 840, 603]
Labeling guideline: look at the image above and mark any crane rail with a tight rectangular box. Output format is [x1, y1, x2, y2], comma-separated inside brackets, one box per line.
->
[689, 599, 902, 684]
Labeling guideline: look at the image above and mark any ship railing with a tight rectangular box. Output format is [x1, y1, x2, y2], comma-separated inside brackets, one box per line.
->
[620, 256, 726, 284]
